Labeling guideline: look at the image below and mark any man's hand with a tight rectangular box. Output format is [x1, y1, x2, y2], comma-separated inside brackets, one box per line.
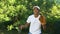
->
[19, 25, 25, 30]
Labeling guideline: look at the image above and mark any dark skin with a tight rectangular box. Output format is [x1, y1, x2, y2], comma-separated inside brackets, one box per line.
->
[19, 7, 46, 31]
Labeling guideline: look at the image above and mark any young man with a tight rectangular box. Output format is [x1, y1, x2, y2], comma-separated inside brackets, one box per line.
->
[20, 6, 46, 34]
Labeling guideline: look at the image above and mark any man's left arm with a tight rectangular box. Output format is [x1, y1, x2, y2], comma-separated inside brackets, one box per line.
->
[41, 16, 46, 31]
[39, 16, 46, 31]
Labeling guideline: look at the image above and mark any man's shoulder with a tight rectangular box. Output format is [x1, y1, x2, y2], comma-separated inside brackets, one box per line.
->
[29, 14, 33, 16]
[28, 14, 34, 18]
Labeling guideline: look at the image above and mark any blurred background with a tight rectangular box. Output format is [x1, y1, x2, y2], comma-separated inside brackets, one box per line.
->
[0, 0, 60, 34]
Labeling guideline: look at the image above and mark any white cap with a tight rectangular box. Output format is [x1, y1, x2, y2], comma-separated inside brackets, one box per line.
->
[33, 6, 40, 10]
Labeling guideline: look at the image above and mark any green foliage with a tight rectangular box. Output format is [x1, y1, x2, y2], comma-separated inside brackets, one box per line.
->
[0, 0, 60, 34]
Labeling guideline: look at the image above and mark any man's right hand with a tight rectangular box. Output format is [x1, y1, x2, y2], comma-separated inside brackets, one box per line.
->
[19, 25, 25, 30]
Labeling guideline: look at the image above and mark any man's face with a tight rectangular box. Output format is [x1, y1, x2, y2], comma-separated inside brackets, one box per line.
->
[33, 8, 39, 15]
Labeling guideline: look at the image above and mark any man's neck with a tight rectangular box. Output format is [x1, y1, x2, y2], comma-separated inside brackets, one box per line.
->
[34, 14, 39, 18]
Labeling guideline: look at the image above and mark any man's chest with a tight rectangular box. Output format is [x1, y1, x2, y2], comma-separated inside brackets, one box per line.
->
[30, 17, 41, 25]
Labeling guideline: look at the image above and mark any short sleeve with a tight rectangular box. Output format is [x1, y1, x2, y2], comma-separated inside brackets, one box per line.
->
[26, 16, 31, 23]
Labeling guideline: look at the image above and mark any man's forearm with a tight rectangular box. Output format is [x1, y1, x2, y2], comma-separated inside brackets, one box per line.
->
[42, 24, 46, 31]
[24, 23, 30, 28]
[20, 23, 30, 30]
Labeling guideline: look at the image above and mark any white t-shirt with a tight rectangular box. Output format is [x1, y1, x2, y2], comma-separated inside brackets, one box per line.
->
[26, 14, 41, 34]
